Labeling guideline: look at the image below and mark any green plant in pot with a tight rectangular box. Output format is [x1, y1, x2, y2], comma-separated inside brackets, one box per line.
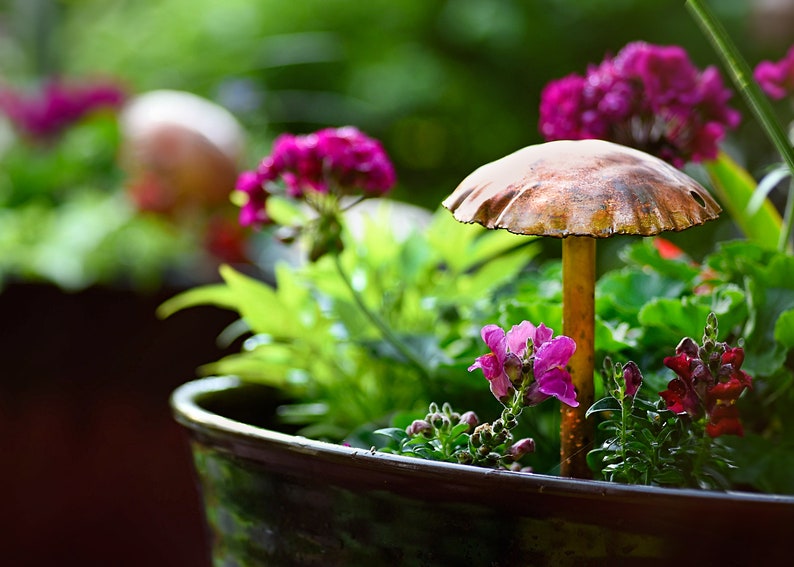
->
[168, 3, 794, 564]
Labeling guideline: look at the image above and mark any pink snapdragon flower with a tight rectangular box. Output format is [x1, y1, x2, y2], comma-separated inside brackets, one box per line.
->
[754, 45, 794, 100]
[0, 78, 126, 143]
[539, 41, 740, 167]
[235, 126, 396, 229]
[468, 321, 578, 408]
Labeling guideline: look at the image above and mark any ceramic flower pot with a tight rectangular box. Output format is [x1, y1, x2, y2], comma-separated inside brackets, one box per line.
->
[172, 376, 794, 566]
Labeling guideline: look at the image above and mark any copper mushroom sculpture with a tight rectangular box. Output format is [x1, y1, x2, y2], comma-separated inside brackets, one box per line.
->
[442, 139, 721, 478]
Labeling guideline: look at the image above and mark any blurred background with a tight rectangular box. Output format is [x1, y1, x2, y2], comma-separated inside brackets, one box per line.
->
[1, 0, 792, 565]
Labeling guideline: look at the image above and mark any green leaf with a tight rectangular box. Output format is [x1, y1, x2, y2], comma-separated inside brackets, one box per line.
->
[749, 165, 790, 216]
[465, 230, 537, 271]
[199, 347, 293, 386]
[619, 239, 702, 282]
[265, 194, 308, 226]
[702, 152, 782, 249]
[597, 267, 688, 317]
[156, 283, 238, 319]
[374, 427, 409, 443]
[586, 396, 621, 417]
[220, 264, 302, 338]
[652, 469, 686, 485]
[774, 309, 794, 349]
[448, 422, 471, 439]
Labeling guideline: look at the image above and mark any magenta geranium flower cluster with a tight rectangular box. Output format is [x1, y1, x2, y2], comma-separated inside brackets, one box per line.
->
[660, 337, 753, 438]
[235, 126, 396, 229]
[0, 79, 125, 143]
[755, 46, 794, 100]
[538, 41, 740, 167]
[468, 321, 578, 408]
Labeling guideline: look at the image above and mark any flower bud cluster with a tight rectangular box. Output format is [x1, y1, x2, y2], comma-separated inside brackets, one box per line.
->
[405, 402, 480, 440]
[399, 400, 536, 470]
[467, 407, 536, 469]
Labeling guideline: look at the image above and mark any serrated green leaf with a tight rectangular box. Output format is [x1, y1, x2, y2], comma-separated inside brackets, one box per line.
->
[220, 264, 302, 338]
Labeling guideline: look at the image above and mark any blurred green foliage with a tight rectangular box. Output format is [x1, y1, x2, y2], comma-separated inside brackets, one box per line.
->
[3, 0, 764, 209]
[1, 0, 788, 287]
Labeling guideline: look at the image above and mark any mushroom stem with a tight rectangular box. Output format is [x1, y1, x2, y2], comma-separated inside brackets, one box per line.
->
[560, 235, 596, 478]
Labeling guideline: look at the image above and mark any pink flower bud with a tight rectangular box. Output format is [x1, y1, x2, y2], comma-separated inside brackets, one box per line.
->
[405, 419, 432, 437]
[509, 438, 536, 458]
[458, 411, 479, 430]
[622, 361, 643, 398]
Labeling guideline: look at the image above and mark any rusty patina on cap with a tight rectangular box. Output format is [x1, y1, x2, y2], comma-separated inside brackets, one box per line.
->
[442, 139, 721, 238]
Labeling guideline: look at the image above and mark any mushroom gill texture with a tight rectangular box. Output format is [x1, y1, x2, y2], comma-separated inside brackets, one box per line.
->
[442, 139, 721, 238]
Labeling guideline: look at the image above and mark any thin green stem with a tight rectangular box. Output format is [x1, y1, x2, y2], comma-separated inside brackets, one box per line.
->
[332, 252, 431, 380]
[620, 394, 630, 480]
[780, 178, 794, 250]
[691, 421, 712, 483]
[686, 0, 794, 251]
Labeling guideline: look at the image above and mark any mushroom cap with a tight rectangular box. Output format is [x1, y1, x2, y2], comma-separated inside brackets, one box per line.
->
[442, 139, 721, 238]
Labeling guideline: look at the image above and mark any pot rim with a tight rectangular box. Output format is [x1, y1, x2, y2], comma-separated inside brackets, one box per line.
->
[171, 375, 794, 506]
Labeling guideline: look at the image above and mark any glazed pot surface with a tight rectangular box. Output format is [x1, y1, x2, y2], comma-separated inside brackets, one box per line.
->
[172, 376, 794, 566]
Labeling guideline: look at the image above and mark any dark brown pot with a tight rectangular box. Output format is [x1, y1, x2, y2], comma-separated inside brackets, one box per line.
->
[172, 376, 794, 566]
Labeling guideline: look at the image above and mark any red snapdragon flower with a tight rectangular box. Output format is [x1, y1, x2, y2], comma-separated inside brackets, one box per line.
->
[659, 337, 752, 438]
[539, 41, 740, 167]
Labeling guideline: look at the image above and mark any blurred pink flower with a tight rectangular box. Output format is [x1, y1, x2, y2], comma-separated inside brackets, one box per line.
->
[754, 45, 794, 100]
[539, 42, 740, 167]
[0, 78, 125, 142]
[235, 126, 396, 228]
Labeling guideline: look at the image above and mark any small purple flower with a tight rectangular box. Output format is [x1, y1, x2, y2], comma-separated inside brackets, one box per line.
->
[0, 78, 125, 143]
[236, 126, 396, 229]
[539, 41, 740, 167]
[754, 45, 794, 100]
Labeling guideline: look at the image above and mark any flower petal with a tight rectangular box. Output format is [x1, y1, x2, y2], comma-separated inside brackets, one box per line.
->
[536, 367, 579, 407]
[534, 336, 576, 374]
[506, 321, 536, 356]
